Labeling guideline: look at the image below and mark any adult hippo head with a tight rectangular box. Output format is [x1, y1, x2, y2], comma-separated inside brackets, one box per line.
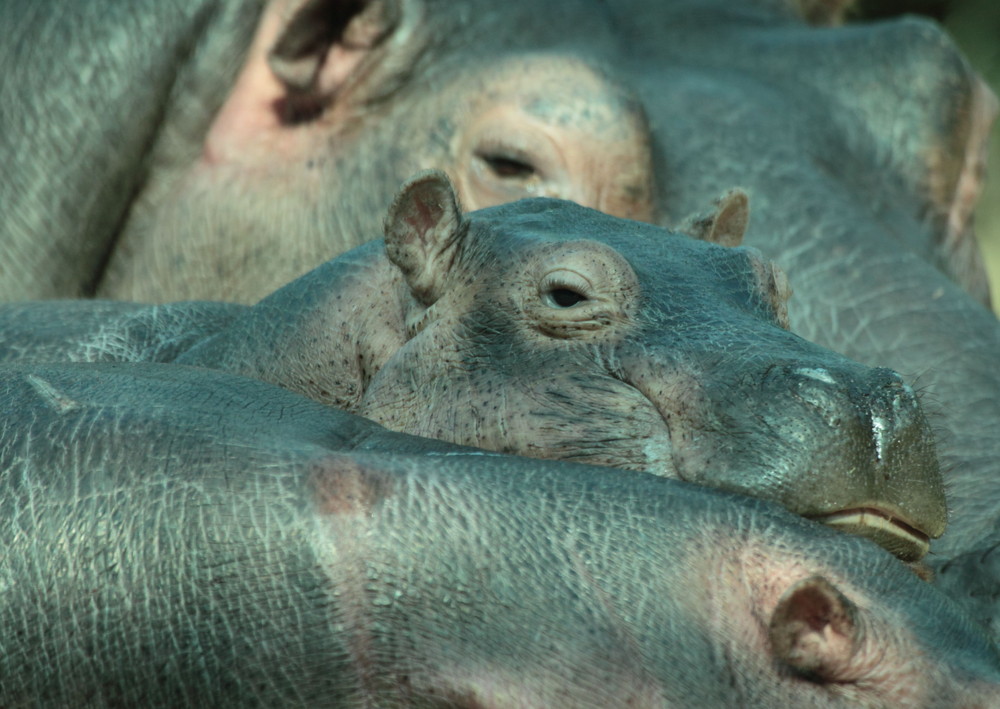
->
[0, 172, 948, 562]
[2, 0, 656, 302]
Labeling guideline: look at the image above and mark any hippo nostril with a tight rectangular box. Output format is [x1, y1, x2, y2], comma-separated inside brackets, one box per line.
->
[765, 365, 922, 443]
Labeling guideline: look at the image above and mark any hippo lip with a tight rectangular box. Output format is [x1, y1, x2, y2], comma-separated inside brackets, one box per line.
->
[809, 507, 930, 563]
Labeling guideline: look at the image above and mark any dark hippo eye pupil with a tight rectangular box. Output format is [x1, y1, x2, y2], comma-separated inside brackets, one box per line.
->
[550, 288, 586, 307]
[479, 153, 535, 179]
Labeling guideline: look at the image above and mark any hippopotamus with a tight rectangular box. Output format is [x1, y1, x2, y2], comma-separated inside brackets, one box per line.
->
[5, 0, 1000, 655]
[0, 172, 947, 564]
[2, 361, 998, 708]
[2, 0, 998, 549]
[1, 0, 658, 303]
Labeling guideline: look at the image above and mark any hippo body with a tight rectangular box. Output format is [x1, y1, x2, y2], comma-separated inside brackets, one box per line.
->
[5, 0, 1000, 687]
[2, 0, 998, 555]
[0, 173, 947, 565]
[2, 361, 999, 708]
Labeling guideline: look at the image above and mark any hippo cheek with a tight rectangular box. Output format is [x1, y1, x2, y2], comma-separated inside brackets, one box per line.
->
[503, 378, 676, 474]
[360, 357, 674, 474]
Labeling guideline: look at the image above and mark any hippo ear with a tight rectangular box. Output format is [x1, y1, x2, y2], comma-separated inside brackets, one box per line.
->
[679, 189, 749, 248]
[384, 170, 466, 305]
[268, 0, 415, 117]
[769, 576, 862, 681]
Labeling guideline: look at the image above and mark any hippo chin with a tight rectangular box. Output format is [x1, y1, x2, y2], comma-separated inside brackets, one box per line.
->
[0, 172, 947, 562]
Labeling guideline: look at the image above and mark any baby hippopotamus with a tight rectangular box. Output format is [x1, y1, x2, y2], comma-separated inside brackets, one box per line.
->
[0, 171, 946, 563]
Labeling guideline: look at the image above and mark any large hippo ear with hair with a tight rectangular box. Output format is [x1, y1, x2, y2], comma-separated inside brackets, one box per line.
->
[678, 189, 749, 248]
[384, 170, 466, 305]
[268, 0, 418, 121]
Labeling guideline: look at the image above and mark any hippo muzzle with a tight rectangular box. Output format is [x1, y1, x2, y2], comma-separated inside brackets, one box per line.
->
[626, 345, 946, 562]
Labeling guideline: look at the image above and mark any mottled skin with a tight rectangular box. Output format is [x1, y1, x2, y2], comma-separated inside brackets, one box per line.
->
[2, 0, 996, 546]
[0, 173, 947, 563]
[2, 362, 998, 708]
[5, 0, 1000, 658]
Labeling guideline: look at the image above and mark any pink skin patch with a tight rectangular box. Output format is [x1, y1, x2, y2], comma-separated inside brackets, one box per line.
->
[309, 455, 395, 517]
[404, 195, 440, 236]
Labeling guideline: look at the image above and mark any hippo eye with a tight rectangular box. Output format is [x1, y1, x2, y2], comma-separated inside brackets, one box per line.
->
[544, 287, 588, 308]
[541, 269, 593, 309]
[476, 150, 536, 180]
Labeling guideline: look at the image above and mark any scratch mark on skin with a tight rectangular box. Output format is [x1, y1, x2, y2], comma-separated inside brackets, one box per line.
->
[25, 375, 80, 413]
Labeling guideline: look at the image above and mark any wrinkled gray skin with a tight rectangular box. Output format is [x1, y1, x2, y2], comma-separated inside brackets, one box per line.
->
[4, 0, 1000, 660]
[2, 0, 997, 549]
[607, 2, 1000, 563]
[936, 520, 1000, 641]
[2, 362, 999, 708]
[0, 172, 947, 564]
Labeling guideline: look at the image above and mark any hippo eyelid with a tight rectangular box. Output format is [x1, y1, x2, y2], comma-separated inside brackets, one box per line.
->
[476, 150, 537, 180]
[474, 138, 542, 181]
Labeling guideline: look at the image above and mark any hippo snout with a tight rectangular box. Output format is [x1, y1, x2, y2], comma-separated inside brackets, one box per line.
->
[758, 363, 947, 561]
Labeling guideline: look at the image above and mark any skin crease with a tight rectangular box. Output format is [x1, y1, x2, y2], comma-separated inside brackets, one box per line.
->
[1, 362, 998, 708]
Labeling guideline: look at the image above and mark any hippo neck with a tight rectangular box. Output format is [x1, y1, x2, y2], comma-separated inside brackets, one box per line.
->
[179, 241, 409, 413]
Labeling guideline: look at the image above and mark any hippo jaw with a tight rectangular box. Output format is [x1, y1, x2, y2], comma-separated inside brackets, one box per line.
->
[810, 507, 931, 563]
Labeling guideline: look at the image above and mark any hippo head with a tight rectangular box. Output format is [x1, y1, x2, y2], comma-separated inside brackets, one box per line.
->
[104, 0, 656, 302]
[359, 171, 946, 562]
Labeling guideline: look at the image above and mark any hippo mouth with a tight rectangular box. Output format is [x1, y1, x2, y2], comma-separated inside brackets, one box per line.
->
[810, 507, 930, 563]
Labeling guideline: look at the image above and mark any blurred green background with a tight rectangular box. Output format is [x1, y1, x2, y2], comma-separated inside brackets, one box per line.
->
[854, 0, 1000, 305]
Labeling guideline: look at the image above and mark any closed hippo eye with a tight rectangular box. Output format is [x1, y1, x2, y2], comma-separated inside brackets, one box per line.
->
[530, 253, 634, 337]
[476, 150, 536, 180]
